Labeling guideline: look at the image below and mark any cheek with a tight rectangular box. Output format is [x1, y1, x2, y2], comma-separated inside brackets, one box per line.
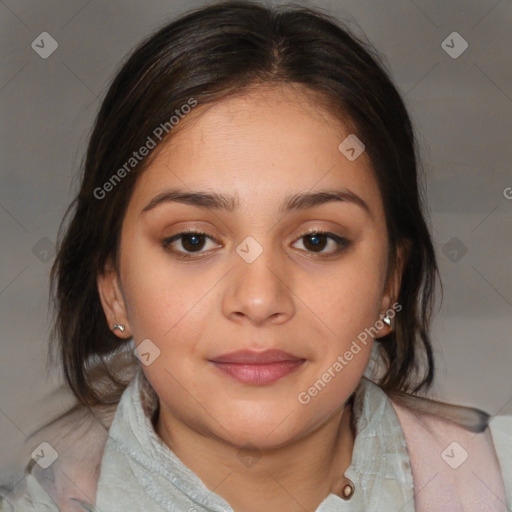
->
[119, 239, 212, 342]
[121, 260, 216, 392]
[309, 244, 387, 337]
[124, 271, 213, 344]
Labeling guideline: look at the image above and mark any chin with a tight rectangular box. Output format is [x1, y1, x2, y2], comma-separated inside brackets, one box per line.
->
[225, 428, 300, 452]
[210, 408, 311, 451]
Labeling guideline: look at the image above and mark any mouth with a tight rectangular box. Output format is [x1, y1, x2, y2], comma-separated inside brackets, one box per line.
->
[208, 349, 306, 385]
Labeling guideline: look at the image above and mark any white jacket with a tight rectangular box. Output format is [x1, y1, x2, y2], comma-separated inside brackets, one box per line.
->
[1, 369, 511, 511]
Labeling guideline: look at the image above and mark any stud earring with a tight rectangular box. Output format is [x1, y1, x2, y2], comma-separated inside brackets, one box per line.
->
[113, 324, 125, 332]
[382, 314, 391, 327]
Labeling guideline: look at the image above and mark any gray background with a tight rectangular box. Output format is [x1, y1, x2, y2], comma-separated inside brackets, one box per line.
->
[1, 0, 511, 488]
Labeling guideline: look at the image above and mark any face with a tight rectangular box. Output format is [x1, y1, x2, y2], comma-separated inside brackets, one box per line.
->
[98, 84, 400, 449]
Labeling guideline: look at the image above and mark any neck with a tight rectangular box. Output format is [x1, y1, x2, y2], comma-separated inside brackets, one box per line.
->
[156, 400, 355, 512]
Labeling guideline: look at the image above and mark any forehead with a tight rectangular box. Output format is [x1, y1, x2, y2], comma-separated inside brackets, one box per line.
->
[155, 84, 348, 163]
[128, 84, 383, 219]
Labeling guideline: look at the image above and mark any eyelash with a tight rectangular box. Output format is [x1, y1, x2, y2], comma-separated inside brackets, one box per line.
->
[162, 228, 352, 261]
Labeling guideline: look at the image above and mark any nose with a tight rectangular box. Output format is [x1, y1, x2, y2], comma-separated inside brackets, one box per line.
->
[222, 244, 296, 327]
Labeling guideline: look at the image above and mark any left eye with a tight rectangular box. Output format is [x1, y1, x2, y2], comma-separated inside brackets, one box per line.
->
[292, 231, 350, 256]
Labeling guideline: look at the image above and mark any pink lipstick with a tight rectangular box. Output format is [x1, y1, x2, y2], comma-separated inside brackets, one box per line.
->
[209, 349, 305, 385]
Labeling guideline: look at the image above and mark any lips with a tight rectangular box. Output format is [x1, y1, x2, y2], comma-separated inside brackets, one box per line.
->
[209, 349, 306, 385]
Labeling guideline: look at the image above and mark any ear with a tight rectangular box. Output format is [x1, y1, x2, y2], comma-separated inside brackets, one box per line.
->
[97, 258, 132, 339]
[376, 239, 411, 337]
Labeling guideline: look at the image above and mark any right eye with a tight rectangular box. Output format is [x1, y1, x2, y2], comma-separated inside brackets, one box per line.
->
[162, 230, 222, 259]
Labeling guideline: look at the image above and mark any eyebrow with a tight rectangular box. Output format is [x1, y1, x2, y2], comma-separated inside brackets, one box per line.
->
[141, 187, 372, 217]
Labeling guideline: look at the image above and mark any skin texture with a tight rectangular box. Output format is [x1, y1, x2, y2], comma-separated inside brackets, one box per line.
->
[97, 83, 404, 511]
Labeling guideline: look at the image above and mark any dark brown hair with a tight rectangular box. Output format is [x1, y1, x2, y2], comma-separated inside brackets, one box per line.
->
[49, 0, 441, 407]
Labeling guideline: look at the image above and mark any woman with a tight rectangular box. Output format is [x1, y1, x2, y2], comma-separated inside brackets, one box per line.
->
[2, 1, 510, 510]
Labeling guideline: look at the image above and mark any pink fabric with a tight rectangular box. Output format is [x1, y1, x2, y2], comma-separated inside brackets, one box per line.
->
[391, 400, 508, 511]
[27, 405, 112, 509]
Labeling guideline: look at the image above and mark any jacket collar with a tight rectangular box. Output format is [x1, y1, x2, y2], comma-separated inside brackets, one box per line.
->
[96, 367, 415, 511]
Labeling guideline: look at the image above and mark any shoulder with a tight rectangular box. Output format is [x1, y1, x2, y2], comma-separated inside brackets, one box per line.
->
[489, 414, 512, 442]
[389, 393, 511, 510]
[488, 415, 512, 506]
[3, 402, 116, 511]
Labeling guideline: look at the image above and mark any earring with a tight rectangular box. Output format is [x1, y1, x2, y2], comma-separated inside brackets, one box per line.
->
[382, 314, 391, 327]
[113, 324, 125, 332]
